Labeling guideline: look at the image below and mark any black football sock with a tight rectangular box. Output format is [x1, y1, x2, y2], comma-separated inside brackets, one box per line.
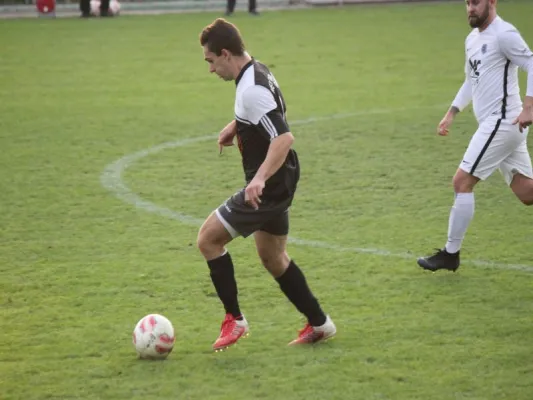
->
[276, 260, 327, 327]
[207, 251, 242, 319]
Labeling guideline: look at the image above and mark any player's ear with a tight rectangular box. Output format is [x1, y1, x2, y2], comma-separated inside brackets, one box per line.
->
[221, 49, 232, 61]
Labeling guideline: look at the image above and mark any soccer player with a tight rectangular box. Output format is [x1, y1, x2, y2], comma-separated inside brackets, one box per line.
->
[417, 0, 533, 272]
[197, 18, 336, 351]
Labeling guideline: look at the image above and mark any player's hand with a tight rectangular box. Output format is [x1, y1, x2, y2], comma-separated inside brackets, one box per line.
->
[218, 121, 237, 154]
[437, 114, 454, 136]
[245, 177, 265, 210]
[512, 107, 533, 133]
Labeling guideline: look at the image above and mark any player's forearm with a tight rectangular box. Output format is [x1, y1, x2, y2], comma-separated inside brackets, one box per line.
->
[224, 119, 237, 133]
[447, 106, 461, 118]
[520, 53, 533, 101]
[254, 133, 294, 182]
[451, 79, 472, 113]
[526, 64, 533, 103]
[524, 96, 533, 110]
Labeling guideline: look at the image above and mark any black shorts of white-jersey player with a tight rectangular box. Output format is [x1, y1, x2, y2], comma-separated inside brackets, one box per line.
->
[197, 18, 336, 351]
[417, 0, 533, 273]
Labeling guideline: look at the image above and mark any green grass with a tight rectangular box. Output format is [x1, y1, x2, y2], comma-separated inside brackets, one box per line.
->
[1, 2, 533, 399]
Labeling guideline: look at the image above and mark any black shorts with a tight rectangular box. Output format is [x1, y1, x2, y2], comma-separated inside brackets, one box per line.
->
[215, 189, 293, 238]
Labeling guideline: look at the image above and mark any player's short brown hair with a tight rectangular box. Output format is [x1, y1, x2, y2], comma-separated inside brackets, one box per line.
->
[200, 18, 246, 56]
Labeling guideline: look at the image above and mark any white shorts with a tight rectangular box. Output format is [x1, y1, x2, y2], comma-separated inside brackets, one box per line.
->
[460, 116, 533, 185]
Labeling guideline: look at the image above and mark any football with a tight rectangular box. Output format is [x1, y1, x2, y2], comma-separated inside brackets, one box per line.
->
[132, 314, 175, 359]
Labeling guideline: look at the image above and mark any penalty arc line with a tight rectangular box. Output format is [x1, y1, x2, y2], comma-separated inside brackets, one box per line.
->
[100, 106, 533, 273]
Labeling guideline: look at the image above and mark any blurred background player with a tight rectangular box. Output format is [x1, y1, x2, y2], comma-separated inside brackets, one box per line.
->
[80, 0, 110, 17]
[225, 0, 259, 17]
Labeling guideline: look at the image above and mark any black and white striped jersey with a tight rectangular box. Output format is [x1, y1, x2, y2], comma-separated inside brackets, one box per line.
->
[234, 59, 299, 199]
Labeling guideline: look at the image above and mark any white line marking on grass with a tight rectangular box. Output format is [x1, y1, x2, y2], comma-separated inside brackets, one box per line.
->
[100, 106, 533, 273]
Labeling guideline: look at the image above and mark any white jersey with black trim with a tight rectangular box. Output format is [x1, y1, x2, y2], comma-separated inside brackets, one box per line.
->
[452, 16, 533, 124]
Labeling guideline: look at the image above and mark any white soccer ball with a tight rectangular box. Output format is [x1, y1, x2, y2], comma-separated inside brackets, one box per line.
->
[132, 314, 175, 359]
[90, 0, 121, 16]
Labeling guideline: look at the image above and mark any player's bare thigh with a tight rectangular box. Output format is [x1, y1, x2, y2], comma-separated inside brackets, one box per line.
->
[254, 230, 290, 278]
[500, 130, 533, 205]
[197, 211, 234, 260]
[510, 173, 533, 205]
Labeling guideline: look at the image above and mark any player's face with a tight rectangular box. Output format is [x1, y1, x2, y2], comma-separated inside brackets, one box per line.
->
[465, 0, 491, 28]
[203, 46, 233, 81]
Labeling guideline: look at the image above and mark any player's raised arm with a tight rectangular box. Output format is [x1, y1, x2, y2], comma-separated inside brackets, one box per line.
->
[499, 28, 533, 132]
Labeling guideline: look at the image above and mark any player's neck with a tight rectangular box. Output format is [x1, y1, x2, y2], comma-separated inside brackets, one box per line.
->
[232, 53, 253, 80]
[478, 12, 497, 32]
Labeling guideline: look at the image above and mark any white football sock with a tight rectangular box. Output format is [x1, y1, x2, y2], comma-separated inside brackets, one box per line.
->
[445, 192, 475, 254]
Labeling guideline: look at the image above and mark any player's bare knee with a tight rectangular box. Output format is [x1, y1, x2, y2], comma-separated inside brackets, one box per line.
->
[257, 252, 275, 269]
[258, 253, 272, 269]
[452, 171, 477, 193]
[258, 253, 288, 277]
[196, 232, 211, 257]
[197, 231, 220, 258]
[452, 179, 472, 193]
[197, 219, 211, 253]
